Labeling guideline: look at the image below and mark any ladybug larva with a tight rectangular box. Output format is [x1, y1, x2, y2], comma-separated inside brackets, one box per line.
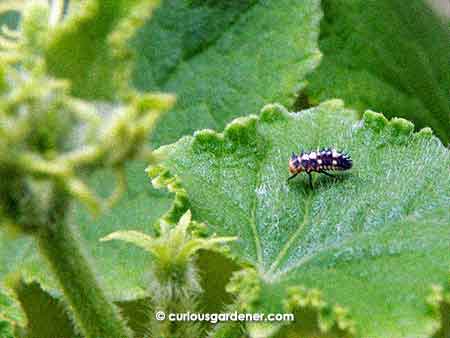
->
[288, 148, 352, 189]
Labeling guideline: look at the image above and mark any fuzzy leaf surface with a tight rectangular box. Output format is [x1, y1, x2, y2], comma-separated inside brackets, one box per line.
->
[148, 101, 450, 337]
[305, 0, 450, 141]
[132, 0, 322, 147]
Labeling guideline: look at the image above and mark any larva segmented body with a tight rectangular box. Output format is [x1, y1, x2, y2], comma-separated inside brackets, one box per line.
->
[288, 148, 352, 188]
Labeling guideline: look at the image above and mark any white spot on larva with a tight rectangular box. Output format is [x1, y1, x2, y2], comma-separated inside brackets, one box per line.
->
[317, 159, 322, 164]
[332, 149, 339, 158]
[332, 160, 337, 165]
[309, 152, 317, 159]
[301, 154, 309, 160]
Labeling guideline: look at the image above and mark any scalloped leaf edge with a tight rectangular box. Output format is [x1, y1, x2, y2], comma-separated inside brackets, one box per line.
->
[226, 268, 356, 338]
[146, 100, 447, 337]
[147, 100, 440, 229]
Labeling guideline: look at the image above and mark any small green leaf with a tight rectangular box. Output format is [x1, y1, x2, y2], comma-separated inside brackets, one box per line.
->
[305, 0, 450, 141]
[148, 101, 450, 337]
[102, 210, 237, 337]
[101, 230, 156, 253]
[132, 0, 322, 147]
[101, 210, 236, 276]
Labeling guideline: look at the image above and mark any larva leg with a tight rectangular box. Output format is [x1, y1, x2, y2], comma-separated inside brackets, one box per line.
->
[320, 170, 334, 177]
[307, 172, 313, 189]
[287, 173, 298, 181]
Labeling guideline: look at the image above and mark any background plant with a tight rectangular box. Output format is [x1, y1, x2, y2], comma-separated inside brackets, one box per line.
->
[0, 0, 449, 338]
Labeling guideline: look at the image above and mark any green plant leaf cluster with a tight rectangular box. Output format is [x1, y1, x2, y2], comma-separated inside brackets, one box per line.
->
[148, 101, 450, 337]
[0, 0, 174, 230]
[0, 0, 173, 336]
[101, 210, 236, 338]
[0, 0, 449, 337]
[3, 0, 324, 314]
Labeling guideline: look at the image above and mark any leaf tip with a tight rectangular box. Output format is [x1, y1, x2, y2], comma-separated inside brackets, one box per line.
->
[224, 115, 258, 146]
[178, 209, 192, 228]
[134, 92, 176, 112]
[145, 164, 190, 226]
[362, 110, 389, 132]
[99, 231, 120, 242]
[415, 126, 435, 140]
[192, 129, 223, 153]
[145, 164, 161, 178]
[318, 98, 345, 110]
[260, 103, 289, 122]
[389, 117, 414, 137]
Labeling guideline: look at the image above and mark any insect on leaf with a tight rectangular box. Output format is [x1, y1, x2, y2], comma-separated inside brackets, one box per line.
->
[148, 100, 450, 337]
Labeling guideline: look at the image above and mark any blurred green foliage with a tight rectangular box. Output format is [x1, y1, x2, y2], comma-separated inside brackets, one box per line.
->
[305, 0, 450, 141]
[0, 0, 449, 337]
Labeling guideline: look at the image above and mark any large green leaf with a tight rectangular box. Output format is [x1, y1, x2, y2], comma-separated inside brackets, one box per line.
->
[132, 0, 322, 147]
[148, 100, 450, 337]
[305, 0, 450, 141]
[1, 0, 322, 301]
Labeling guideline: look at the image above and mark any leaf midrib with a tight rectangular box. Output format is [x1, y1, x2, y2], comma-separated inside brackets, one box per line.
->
[267, 194, 312, 275]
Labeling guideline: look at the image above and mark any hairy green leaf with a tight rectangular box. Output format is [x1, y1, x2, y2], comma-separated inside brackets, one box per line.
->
[305, 0, 450, 141]
[148, 101, 450, 337]
[132, 0, 322, 147]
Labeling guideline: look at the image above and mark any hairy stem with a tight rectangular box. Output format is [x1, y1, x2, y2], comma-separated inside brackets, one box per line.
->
[37, 219, 132, 338]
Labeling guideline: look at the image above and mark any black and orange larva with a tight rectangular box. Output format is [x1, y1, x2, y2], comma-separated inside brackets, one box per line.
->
[288, 148, 352, 188]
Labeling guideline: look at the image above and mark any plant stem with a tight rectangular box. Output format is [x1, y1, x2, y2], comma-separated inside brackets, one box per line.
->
[37, 220, 132, 338]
